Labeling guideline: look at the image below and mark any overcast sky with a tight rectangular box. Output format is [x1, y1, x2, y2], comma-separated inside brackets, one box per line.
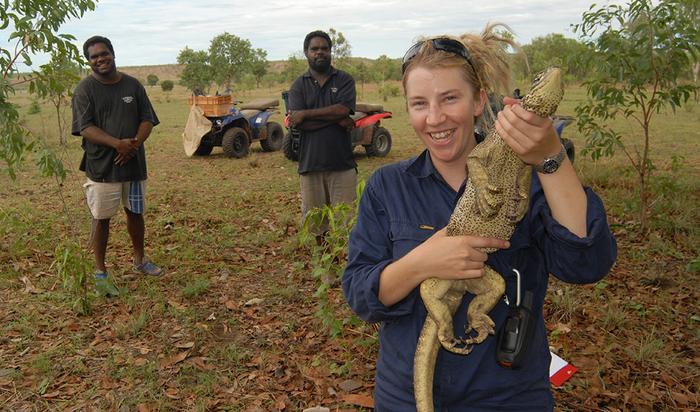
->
[6, 0, 620, 68]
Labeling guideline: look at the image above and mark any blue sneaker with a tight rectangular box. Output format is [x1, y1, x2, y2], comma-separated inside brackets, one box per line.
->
[134, 259, 163, 276]
[94, 272, 120, 297]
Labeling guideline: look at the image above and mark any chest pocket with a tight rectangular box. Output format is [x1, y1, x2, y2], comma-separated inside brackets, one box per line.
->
[309, 77, 339, 107]
[389, 222, 435, 260]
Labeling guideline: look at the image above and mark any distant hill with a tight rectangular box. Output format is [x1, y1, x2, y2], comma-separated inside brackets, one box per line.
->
[119, 64, 183, 82]
[120, 57, 388, 82]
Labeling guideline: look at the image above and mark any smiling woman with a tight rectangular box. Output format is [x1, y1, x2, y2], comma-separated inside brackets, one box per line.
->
[342, 22, 617, 412]
[404, 65, 485, 189]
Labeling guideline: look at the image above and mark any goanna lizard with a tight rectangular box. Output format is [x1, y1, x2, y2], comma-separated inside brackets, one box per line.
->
[413, 67, 565, 412]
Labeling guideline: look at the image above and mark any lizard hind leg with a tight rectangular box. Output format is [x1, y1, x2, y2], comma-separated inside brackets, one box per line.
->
[461, 266, 505, 346]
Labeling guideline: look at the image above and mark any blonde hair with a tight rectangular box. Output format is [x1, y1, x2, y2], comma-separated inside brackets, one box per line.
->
[402, 23, 517, 125]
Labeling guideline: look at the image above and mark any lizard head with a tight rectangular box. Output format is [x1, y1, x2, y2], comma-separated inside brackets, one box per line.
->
[520, 67, 564, 118]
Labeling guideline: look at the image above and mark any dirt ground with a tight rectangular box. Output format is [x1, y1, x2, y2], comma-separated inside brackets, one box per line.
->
[1, 83, 698, 411]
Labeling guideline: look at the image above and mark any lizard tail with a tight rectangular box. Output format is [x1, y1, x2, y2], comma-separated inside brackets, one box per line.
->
[414, 318, 439, 412]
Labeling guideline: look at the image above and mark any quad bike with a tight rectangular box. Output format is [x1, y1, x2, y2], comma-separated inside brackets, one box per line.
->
[193, 97, 284, 158]
[280, 90, 393, 161]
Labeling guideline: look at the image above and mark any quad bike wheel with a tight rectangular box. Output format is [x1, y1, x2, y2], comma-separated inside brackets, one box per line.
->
[222, 127, 250, 158]
[260, 122, 284, 152]
[193, 141, 213, 156]
[282, 132, 300, 161]
[364, 126, 392, 157]
[562, 138, 575, 163]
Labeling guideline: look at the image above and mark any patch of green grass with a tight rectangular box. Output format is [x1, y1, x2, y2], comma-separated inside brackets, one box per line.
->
[217, 343, 252, 367]
[31, 352, 54, 377]
[181, 278, 210, 299]
[115, 310, 150, 339]
[175, 364, 217, 397]
[330, 359, 353, 377]
[626, 300, 647, 318]
[600, 303, 628, 332]
[9, 310, 40, 342]
[623, 328, 668, 367]
[267, 283, 297, 300]
[547, 286, 581, 323]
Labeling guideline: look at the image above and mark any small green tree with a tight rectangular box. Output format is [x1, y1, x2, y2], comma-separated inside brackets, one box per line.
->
[27, 99, 41, 114]
[282, 53, 307, 83]
[378, 83, 400, 102]
[43, 54, 83, 144]
[1, 0, 96, 179]
[677, 0, 699, 82]
[160, 80, 174, 92]
[250, 48, 268, 88]
[177, 47, 213, 93]
[573, 0, 699, 232]
[208, 32, 255, 90]
[350, 61, 371, 98]
[517, 34, 592, 82]
[146, 73, 158, 86]
[262, 72, 278, 91]
[373, 55, 401, 83]
[328, 28, 352, 70]
[299, 180, 366, 337]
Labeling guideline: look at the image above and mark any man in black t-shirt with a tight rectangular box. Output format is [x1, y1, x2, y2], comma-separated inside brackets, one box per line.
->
[288, 30, 357, 242]
[71, 35, 162, 296]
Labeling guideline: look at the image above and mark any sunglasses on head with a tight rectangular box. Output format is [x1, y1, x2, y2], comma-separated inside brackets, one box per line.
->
[401, 37, 477, 76]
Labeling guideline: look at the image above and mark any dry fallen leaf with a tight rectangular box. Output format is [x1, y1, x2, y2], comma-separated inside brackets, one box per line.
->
[190, 356, 213, 371]
[159, 351, 189, 369]
[164, 388, 180, 399]
[167, 299, 186, 310]
[554, 322, 572, 334]
[341, 394, 374, 408]
[244, 298, 264, 306]
[670, 391, 690, 405]
[20, 276, 41, 294]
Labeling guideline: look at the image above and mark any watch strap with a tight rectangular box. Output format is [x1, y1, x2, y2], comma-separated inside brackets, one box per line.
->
[535, 144, 566, 174]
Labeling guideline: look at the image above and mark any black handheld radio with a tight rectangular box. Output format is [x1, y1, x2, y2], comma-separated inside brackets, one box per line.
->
[496, 269, 535, 369]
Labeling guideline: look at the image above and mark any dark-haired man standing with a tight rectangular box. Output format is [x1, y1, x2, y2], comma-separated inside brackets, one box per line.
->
[72, 35, 162, 296]
[288, 30, 357, 243]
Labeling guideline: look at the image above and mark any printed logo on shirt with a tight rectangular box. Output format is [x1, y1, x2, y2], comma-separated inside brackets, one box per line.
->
[122, 96, 134, 103]
[331, 87, 338, 93]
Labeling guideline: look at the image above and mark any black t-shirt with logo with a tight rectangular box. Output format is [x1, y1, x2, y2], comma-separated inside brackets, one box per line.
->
[71, 73, 159, 182]
[288, 67, 356, 174]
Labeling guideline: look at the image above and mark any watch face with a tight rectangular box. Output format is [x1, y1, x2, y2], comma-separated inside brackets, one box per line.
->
[542, 159, 559, 173]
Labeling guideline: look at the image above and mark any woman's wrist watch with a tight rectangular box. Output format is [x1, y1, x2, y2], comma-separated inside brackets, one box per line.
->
[535, 144, 566, 174]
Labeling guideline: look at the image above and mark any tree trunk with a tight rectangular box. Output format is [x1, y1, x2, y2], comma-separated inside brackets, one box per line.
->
[693, 61, 699, 83]
[638, 169, 648, 234]
[638, 120, 652, 234]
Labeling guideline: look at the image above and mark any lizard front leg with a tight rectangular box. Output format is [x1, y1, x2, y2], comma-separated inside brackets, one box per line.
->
[467, 156, 503, 219]
[508, 164, 533, 223]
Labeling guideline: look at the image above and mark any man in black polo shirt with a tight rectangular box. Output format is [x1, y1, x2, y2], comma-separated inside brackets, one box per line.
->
[288, 30, 357, 242]
[71, 35, 162, 296]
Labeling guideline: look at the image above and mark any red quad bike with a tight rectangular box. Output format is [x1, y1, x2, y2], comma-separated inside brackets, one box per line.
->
[280, 91, 393, 161]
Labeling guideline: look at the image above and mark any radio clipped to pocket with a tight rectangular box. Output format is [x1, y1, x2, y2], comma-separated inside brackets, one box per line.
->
[496, 269, 535, 369]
